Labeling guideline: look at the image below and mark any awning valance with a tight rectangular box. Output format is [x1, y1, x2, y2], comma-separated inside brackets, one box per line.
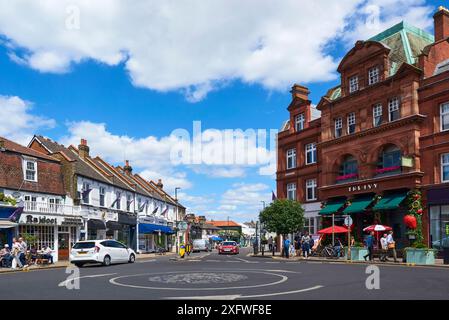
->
[319, 198, 347, 215]
[106, 221, 123, 231]
[87, 219, 106, 230]
[343, 195, 374, 214]
[0, 220, 18, 229]
[373, 192, 408, 211]
[138, 223, 174, 234]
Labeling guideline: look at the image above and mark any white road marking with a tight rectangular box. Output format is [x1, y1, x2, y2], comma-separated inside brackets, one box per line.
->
[136, 259, 156, 263]
[166, 285, 323, 300]
[233, 257, 259, 264]
[58, 273, 117, 287]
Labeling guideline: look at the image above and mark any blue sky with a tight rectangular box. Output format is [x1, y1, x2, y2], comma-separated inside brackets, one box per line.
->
[0, 0, 441, 222]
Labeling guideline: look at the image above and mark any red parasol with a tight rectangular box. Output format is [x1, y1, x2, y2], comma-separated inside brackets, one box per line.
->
[363, 225, 392, 233]
[318, 226, 349, 234]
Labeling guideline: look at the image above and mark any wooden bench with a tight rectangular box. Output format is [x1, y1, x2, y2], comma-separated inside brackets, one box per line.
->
[35, 258, 49, 265]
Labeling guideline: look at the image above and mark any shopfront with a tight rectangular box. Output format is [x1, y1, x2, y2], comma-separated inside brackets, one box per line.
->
[137, 216, 174, 253]
[117, 212, 136, 250]
[0, 205, 19, 247]
[84, 208, 119, 241]
[427, 186, 449, 252]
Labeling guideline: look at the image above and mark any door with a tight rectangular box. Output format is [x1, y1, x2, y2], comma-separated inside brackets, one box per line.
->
[113, 241, 130, 261]
[58, 233, 70, 260]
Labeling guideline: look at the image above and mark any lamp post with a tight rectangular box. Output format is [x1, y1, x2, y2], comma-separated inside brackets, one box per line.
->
[260, 201, 266, 254]
[174, 187, 180, 253]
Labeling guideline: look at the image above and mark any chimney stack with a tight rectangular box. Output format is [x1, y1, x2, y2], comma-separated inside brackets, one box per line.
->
[434, 6, 449, 42]
[156, 179, 164, 189]
[290, 84, 310, 101]
[78, 139, 90, 159]
[123, 160, 133, 175]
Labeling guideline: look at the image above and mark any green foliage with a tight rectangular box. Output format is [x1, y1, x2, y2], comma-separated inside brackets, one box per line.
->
[259, 199, 305, 235]
[0, 193, 17, 206]
[22, 233, 39, 247]
[406, 189, 424, 244]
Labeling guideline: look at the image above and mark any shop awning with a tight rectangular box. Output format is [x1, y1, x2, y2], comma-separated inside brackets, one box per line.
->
[372, 192, 408, 211]
[106, 221, 123, 231]
[343, 195, 374, 214]
[319, 198, 347, 215]
[138, 223, 174, 235]
[0, 220, 18, 229]
[87, 219, 106, 230]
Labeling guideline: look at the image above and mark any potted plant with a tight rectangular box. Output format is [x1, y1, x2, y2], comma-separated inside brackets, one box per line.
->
[404, 242, 437, 265]
[344, 241, 368, 261]
[0, 192, 17, 206]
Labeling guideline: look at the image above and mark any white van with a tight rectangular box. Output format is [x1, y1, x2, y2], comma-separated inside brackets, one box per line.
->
[192, 239, 212, 252]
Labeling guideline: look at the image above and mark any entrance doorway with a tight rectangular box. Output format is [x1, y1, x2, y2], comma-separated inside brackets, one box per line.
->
[58, 232, 70, 260]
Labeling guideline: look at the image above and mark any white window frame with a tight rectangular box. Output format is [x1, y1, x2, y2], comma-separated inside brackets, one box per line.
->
[82, 182, 90, 204]
[347, 112, 356, 134]
[305, 143, 317, 165]
[306, 179, 317, 201]
[441, 102, 449, 132]
[127, 194, 133, 212]
[286, 149, 297, 170]
[23, 159, 37, 182]
[287, 183, 296, 201]
[373, 103, 383, 127]
[349, 75, 359, 93]
[368, 66, 380, 85]
[335, 118, 343, 138]
[295, 113, 305, 132]
[388, 97, 400, 122]
[99, 187, 106, 207]
[442, 153, 449, 183]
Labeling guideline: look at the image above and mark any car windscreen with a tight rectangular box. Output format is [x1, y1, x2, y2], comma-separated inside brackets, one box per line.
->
[73, 242, 96, 249]
[222, 242, 236, 246]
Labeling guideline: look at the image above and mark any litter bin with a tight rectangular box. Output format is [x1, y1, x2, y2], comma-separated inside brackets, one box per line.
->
[443, 247, 449, 265]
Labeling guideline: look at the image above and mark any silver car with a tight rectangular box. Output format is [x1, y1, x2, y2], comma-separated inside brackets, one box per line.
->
[192, 239, 212, 252]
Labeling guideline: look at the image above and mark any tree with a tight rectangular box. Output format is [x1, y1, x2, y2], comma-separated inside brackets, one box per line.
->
[259, 199, 305, 235]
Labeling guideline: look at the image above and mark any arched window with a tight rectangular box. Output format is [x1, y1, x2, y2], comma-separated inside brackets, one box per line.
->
[376, 145, 401, 175]
[336, 155, 358, 183]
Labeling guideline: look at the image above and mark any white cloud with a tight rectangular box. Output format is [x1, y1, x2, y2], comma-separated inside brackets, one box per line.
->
[0, 95, 55, 144]
[0, 0, 364, 101]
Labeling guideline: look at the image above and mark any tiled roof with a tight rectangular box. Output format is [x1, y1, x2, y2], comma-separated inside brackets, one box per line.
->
[1, 136, 59, 162]
[207, 220, 241, 227]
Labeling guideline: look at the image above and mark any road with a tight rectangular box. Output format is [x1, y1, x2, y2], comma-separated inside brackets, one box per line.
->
[1, 247, 449, 300]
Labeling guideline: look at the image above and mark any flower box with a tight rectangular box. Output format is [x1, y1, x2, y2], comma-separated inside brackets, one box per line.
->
[375, 166, 401, 175]
[343, 247, 368, 261]
[404, 248, 436, 265]
[336, 173, 358, 181]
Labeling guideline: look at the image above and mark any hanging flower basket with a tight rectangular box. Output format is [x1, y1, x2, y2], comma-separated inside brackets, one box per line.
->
[336, 173, 358, 181]
[375, 166, 401, 175]
[404, 215, 417, 229]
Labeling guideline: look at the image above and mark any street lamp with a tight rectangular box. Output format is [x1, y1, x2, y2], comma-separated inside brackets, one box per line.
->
[174, 187, 181, 253]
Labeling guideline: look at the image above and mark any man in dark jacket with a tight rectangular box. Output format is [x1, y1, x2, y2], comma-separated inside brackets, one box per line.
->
[363, 232, 375, 261]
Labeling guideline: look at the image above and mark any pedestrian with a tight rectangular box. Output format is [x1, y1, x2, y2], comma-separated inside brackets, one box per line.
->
[268, 236, 273, 252]
[309, 236, 315, 256]
[350, 236, 355, 247]
[386, 231, 398, 263]
[363, 232, 375, 262]
[334, 238, 343, 258]
[283, 237, 291, 259]
[301, 232, 310, 258]
[11, 238, 23, 269]
[380, 234, 388, 262]
[18, 237, 28, 267]
[289, 243, 296, 257]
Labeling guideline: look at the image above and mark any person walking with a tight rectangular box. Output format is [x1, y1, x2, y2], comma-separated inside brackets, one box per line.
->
[18, 237, 28, 267]
[309, 236, 315, 256]
[301, 233, 311, 259]
[283, 237, 291, 259]
[386, 231, 398, 263]
[267, 236, 273, 252]
[11, 238, 23, 269]
[380, 234, 389, 262]
[363, 232, 375, 262]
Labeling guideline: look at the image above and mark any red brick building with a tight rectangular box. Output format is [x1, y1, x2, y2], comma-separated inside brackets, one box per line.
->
[277, 6, 449, 251]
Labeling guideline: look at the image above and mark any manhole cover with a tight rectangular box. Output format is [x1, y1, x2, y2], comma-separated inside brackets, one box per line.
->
[148, 272, 248, 284]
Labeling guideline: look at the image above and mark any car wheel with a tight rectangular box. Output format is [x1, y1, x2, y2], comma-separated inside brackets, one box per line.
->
[74, 263, 84, 268]
[129, 254, 135, 263]
[103, 255, 111, 266]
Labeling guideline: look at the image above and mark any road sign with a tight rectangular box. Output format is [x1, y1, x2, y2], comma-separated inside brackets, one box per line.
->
[344, 216, 353, 227]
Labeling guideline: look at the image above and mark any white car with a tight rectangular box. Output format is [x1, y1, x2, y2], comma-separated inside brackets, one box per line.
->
[70, 240, 136, 267]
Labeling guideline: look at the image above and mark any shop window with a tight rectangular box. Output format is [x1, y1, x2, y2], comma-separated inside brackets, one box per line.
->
[19, 225, 55, 251]
[388, 97, 400, 122]
[295, 113, 305, 132]
[337, 155, 358, 183]
[23, 160, 37, 182]
[368, 66, 379, 85]
[305, 143, 317, 165]
[442, 153, 449, 183]
[306, 179, 317, 201]
[286, 149, 296, 170]
[334, 118, 343, 138]
[376, 145, 401, 176]
[441, 102, 449, 132]
[373, 103, 383, 127]
[430, 205, 449, 251]
[347, 112, 356, 134]
[349, 75, 359, 93]
[287, 183, 296, 201]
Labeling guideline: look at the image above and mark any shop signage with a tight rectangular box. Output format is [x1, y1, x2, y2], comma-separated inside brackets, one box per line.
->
[348, 183, 378, 192]
[61, 217, 84, 226]
[23, 214, 59, 225]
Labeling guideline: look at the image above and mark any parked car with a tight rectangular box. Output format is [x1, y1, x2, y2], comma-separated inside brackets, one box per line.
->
[70, 240, 136, 267]
[192, 239, 212, 252]
[218, 241, 239, 255]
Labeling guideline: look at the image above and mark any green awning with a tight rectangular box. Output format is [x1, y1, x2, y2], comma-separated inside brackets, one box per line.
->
[343, 195, 374, 214]
[373, 192, 408, 211]
[319, 198, 347, 215]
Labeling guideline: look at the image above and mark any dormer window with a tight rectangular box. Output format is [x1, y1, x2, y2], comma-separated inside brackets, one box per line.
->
[295, 113, 305, 132]
[349, 75, 359, 93]
[23, 160, 37, 182]
[368, 66, 380, 85]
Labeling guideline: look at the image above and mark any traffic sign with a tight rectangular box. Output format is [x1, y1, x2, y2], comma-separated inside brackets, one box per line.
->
[344, 216, 353, 227]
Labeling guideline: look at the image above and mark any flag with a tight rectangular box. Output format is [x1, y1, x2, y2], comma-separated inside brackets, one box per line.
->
[82, 187, 93, 199]
[161, 206, 169, 216]
[152, 206, 159, 215]
[110, 193, 121, 208]
[9, 206, 24, 223]
[272, 191, 277, 201]
[138, 201, 146, 212]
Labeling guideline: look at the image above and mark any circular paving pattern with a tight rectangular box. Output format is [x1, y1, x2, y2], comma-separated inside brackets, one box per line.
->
[148, 272, 248, 285]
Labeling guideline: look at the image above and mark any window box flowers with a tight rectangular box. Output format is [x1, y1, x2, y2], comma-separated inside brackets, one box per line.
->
[375, 165, 401, 175]
[336, 173, 358, 182]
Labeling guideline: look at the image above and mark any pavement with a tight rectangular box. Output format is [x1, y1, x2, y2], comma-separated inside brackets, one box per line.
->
[1, 247, 449, 299]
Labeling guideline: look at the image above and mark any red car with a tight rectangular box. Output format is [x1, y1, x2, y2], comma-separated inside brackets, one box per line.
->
[218, 241, 239, 255]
